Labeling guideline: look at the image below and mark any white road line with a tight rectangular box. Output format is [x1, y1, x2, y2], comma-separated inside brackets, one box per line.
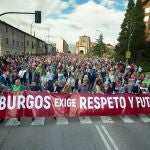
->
[101, 125, 119, 150]
[120, 116, 134, 123]
[100, 116, 114, 123]
[31, 117, 45, 126]
[79, 117, 93, 124]
[95, 125, 112, 150]
[139, 115, 150, 123]
[5, 118, 17, 126]
[56, 117, 68, 125]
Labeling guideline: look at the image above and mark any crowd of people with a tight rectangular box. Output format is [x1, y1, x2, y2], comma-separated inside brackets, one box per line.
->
[0, 53, 149, 125]
[0, 53, 149, 94]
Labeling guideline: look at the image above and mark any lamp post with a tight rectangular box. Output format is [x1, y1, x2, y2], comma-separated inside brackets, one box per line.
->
[96, 30, 103, 57]
[30, 21, 35, 35]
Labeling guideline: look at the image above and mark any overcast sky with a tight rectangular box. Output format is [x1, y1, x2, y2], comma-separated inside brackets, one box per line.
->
[0, 0, 128, 45]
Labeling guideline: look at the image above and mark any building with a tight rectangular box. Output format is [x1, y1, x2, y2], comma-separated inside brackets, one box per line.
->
[48, 42, 56, 53]
[76, 36, 97, 54]
[54, 37, 68, 53]
[143, 0, 150, 41]
[105, 44, 114, 50]
[76, 36, 91, 54]
[0, 20, 52, 56]
[90, 42, 96, 48]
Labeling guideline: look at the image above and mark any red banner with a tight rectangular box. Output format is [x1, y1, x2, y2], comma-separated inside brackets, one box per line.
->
[0, 91, 150, 118]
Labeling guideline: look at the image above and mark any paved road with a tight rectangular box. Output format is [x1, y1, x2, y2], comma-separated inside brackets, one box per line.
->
[0, 115, 150, 150]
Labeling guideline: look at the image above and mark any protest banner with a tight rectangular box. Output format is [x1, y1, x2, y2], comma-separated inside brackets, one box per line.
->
[0, 91, 149, 118]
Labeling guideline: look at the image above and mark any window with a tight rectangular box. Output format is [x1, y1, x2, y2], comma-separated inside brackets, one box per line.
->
[17, 41, 19, 46]
[12, 29, 14, 36]
[13, 40, 14, 45]
[6, 26, 8, 33]
[145, 8, 150, 13]
[22, 42, 23, 47]
[144, 16, 149, 22]
[82, 38, 86, 43]
[32, 42, 34, 49]
[6, 38, 8, 45]
[27, 40, 29, 46]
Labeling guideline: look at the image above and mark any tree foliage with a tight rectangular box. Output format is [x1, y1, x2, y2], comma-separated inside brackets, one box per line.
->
[115, 0, 147, 63]
[92, 34, 105, 57]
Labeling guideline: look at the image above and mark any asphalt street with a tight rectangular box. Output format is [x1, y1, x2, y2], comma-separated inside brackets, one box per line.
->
[0, 115, 150, 150]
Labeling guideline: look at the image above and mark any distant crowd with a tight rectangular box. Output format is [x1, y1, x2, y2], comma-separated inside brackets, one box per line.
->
[0, 53, 149, 94]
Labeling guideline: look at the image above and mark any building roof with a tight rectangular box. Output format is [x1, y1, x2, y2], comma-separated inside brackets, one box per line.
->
[142, 0, 149, 5]
[0, 20, 44, 42]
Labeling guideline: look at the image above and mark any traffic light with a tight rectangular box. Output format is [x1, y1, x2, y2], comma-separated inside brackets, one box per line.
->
[35, 11, 41, 23]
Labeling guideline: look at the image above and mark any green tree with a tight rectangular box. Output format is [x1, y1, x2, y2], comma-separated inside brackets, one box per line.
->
[115, 0, 146, 64]
[131, 0, 146, 62]
[115, 0, 135, 61]
[92, 34, 105, 57]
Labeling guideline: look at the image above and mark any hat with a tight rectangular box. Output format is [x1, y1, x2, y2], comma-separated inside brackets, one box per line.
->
[83, 76, 88, 81]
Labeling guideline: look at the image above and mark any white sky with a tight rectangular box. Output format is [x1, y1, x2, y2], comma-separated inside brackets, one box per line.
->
[0, 0, 125, 45]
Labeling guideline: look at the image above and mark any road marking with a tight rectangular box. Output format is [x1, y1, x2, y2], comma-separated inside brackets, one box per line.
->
[56, 117, 68, 125]
[100, 116, 114, 123]
[95, 125, 111, 150]
[5, 118, 18, 126]
[139, 115, 150, 123]
[31, 117, 45, 126]
[101, 125, 119, 150]
[79, 117, 93, 124]
[120, 116, 134, 123]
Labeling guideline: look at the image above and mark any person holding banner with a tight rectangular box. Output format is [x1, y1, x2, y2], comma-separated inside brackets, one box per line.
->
[93, 77, 103, 93]
[119, 81, 129, 93]
[62, 83, 72, 93]
[11, 79, 26, 126]
[0, 81, 7, 123]
[52, 80, 61, 93]
[131, 80, 142, 94]
[28, 81, 42, 121]
[102, 82, 113, 94]
[78, 76, 89, 93]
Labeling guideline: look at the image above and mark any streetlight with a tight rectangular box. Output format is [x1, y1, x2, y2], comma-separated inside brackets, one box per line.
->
[30, 21, 34, 35]
[96, 30, 103, 57]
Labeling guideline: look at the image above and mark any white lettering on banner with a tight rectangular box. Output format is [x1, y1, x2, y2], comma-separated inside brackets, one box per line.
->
[136, 97, 141, 108]
[107, 97, 114, 109]
[0, 95, 51, 110]
[54, 98, 76, 107]
[120, 97, 126, 108]
[94, 97, 101, 109]
[113, 97, 119, 108]
[0, 96, 6, 110]
[145, 97, 150, 107]
[35, 95, 43, 109]
[26, 95, 34, 109]
[18, 95, 26, 109]
[8, 96, 16, 110]
[79, 96, 127, 109]
[88, 97, 94, 109]
[141, 97, 146, 108]
[128, 97, 134, 108]
[43, 96, 51, 109]
[55, 98, 59, 107]
[80, 97, 86, 109]
[101, 97, 107, 109]
[136, 97, 150, 108]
